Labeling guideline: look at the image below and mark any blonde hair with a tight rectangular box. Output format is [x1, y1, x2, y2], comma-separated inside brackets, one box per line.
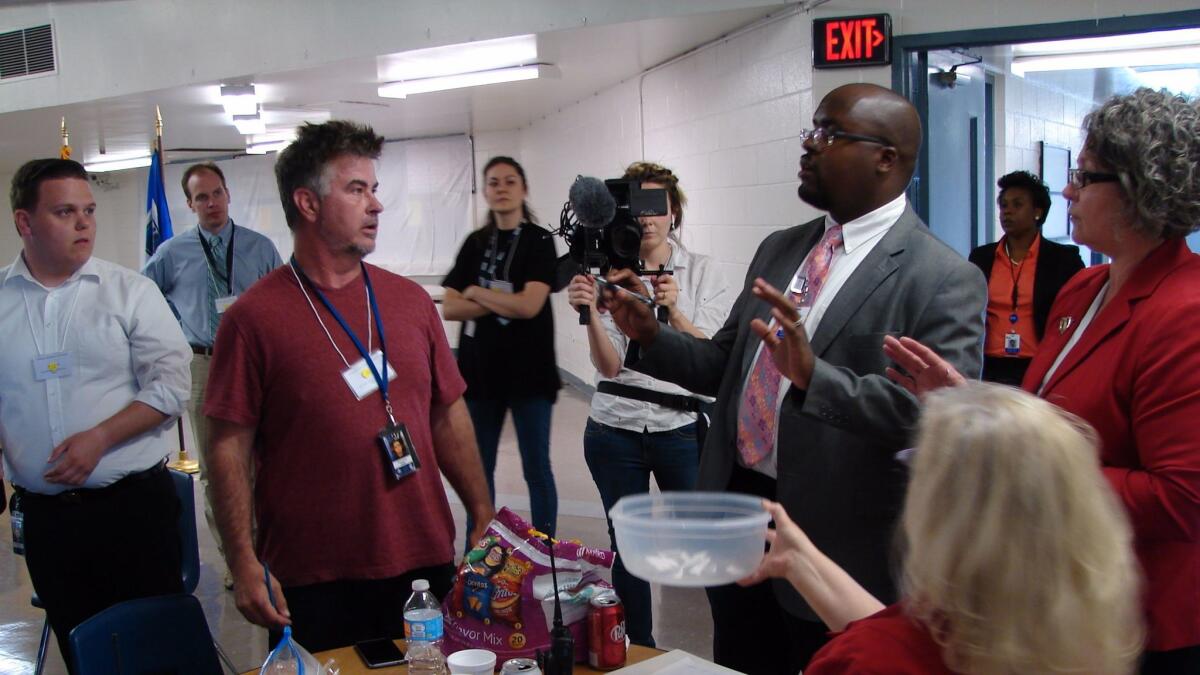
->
[902, 383, 1143, 675]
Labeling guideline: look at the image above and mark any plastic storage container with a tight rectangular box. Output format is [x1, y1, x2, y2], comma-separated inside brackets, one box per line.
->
[609, 492, 770, 587]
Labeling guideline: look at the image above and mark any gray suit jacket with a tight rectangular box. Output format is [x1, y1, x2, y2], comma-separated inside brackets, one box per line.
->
[633, 206, 986, 620]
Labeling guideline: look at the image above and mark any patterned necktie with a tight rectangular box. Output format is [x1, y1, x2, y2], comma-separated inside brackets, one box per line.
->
[736, 225, 844, 466]
[207, 234, 227, 342]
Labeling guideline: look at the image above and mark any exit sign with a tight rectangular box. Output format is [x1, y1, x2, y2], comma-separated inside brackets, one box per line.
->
[813, 14, 892, 68]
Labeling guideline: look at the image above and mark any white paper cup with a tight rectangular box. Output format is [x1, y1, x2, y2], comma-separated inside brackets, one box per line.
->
[447, 648, 498, 674]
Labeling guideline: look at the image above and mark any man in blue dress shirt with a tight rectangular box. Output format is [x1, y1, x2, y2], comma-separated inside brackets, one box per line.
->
[143, 162, 281, 584]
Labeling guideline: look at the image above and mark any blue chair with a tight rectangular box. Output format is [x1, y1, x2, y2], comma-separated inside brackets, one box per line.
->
[32, 468, 200, 674]
[69, 593, 223, 675]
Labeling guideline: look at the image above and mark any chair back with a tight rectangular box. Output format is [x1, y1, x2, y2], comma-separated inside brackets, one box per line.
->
[170, 469, 201, 594]
[69, 594, 222, 675]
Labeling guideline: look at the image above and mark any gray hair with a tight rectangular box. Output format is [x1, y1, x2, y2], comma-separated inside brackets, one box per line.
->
[1082, 87, 1200, 240]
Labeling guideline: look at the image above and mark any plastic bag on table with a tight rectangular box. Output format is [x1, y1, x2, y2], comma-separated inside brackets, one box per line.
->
[443, 507, 616, 663]
[259, 625, 337, 675]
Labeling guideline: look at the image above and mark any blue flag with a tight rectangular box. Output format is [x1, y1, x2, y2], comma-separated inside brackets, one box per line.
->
[144, 149, 174, 257]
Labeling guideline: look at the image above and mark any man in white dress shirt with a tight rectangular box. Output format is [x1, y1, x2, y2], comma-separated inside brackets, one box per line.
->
[0, 158, 192, 667]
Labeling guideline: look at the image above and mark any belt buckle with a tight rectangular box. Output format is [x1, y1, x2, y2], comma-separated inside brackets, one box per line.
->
[59, 490, 84, 504]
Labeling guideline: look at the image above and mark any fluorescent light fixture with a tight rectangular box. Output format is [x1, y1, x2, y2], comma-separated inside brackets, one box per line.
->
[377, 34, 537, 82]
[220, 84, 259, 116]
[378, 64, 555, 99]
[84, 154, 152, 173]
[232, 112, 266, 135]
[1012, 46, 1200, 76]
[1012, 28, 1200, 57]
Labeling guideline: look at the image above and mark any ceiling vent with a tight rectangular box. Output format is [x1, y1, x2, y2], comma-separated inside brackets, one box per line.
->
[0, 23, 56, 81]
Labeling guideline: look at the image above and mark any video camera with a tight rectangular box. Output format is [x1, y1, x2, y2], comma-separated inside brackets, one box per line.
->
[554, 175, 672, 324]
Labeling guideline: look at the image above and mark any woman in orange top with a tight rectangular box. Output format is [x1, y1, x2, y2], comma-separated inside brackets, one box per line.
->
[968, 171, 1083, 385]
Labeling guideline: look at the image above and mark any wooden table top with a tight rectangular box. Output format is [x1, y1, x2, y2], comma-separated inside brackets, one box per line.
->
[243, 642, 663, 674]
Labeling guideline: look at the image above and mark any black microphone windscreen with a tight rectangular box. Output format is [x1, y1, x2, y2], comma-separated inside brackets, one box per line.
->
[569, 176, 616, 229]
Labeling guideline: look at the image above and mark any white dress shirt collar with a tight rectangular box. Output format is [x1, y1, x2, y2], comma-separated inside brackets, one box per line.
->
[824, 192, 907, 255]
[3, 252, 101, 290]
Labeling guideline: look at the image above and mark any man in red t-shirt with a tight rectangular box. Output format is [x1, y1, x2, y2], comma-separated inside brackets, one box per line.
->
[204, 120, 494, 652]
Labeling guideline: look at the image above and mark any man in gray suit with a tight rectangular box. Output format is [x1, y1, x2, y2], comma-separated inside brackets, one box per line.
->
[602, 83, 986, 674]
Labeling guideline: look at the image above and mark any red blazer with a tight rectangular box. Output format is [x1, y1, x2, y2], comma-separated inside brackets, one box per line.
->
[807, 604, 955, 675]
[1023, 238, 1200, 651]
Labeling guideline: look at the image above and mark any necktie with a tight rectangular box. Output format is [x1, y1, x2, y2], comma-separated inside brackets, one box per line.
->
[207, 234, 227, 342]
[736, 225, 844, 466]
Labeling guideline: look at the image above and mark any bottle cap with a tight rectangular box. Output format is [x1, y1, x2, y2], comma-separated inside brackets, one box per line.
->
[412, 578, 430, 592]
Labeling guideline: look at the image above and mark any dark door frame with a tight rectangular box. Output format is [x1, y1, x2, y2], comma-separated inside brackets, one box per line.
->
[889, 9, 1200, 223]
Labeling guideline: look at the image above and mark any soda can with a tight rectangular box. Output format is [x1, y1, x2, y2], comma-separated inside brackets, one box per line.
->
[500, 657, 541, 674]
[587, 591, 626, 670]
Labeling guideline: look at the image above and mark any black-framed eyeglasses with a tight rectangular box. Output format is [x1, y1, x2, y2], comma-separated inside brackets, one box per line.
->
[801, 127, 892, 149]
[1067, 169, 1120, 190]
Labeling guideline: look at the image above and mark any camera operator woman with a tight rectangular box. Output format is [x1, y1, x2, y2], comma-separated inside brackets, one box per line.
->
[443, 156, 560, 542]
[567, 161, 732, 648]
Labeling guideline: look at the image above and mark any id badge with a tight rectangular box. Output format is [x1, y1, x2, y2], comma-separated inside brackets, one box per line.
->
[11, 492, 24, 556]
[487, 280, 514, 327]
[33, 352, 75, 382]
[1004, 332, 1021, 355]
[340, 350, 398, 400]
[379, 422, 420, 480]
[215, 295, 238, 314]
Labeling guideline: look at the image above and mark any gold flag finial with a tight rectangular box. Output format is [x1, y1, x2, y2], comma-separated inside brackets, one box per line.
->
[59, 116, 71, 160]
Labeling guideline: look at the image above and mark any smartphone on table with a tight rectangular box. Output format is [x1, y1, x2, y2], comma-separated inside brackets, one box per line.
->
[354, 638, 406, 668]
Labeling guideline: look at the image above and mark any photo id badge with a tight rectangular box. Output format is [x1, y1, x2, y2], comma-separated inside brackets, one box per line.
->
[341, 350, 398, 400]
[1004, 331, 1021, 355]
[379, 422, 420, 481]
[487, 280, 514, 326]
[215, 295, 238, 315]
[33, 352, 75, 382]
[10, 492, 24, 556]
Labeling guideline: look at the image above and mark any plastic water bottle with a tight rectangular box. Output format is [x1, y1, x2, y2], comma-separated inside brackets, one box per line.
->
[404, 579, 447, 675]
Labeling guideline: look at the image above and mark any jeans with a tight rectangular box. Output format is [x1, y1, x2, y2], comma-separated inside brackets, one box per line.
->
[583, 418, 701, 648]
[465, 396, 557, 546]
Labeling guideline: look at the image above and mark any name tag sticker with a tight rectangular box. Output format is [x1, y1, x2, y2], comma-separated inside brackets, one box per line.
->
[33, 352, 75, 381]
[341, 350, 397, 400]
[215, 295, 238, 314]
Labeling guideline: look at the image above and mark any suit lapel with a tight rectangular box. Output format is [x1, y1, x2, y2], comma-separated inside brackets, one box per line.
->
[1038, 240, 1186, 395]
[738, 221, 824, 382]
[807, 212, 911, 356]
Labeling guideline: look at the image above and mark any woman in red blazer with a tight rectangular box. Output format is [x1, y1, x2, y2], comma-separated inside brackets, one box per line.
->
[885, 88, 1200, 673]
[739, 384, 1141, 675]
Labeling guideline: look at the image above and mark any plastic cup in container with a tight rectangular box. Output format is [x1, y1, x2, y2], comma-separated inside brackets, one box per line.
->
[609, 492, 770, 587]
[447, 648, 497, 674]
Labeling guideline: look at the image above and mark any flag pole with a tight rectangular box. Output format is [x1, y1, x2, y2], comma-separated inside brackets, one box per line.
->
[161, 106, 201, 475]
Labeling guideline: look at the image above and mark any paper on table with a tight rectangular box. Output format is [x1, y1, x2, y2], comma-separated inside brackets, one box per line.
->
[613, 650, 745, 674]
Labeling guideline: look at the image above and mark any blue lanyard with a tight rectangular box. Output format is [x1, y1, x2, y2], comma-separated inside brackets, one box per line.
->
[290, 257, 392, 415]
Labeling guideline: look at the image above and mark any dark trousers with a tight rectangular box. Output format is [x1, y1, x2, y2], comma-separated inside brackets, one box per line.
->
[583, 418, 701, 648]
[21, 466, 183, 670]
[706, 464, 832, 674]
[270, 563, 456, 653]
[465, 396, 557, 543]
[1141, 645, 1200, 674]
[981, 355, 1032, 386]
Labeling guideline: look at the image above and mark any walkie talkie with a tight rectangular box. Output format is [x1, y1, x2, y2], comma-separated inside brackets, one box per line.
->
[535, 532, 574, 675]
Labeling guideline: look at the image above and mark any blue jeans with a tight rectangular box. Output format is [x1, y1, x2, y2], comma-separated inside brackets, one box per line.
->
[583, 418, 701, 648]
[465, 396, 558, 547]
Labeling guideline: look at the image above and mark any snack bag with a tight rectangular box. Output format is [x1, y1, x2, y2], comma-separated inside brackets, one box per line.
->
[443, 507, 615, 663]
[259, 626, 325, 675]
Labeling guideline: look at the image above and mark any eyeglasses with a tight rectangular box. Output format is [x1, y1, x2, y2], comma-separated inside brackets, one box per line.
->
[1067, 169, 1120, 190]
[801, 128, 892, 149]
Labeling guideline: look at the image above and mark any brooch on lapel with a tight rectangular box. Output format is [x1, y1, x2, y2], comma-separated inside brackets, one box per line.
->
[1057, 316, 1073, 334]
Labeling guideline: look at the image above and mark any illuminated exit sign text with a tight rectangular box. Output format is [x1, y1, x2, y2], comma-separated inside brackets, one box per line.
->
[813, 14, 892, 68]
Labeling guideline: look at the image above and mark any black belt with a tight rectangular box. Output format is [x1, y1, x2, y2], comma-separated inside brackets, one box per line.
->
[597, 381, 703, 413]
[14, 460, 168, 505]
[190, 344, 214, 356]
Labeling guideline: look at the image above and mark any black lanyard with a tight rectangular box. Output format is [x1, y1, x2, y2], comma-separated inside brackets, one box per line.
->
[198, 223, 236, 294]
[290, 257, 392, 417]
[484, 226, 522, 282]
[1004, 235, 1035, 322]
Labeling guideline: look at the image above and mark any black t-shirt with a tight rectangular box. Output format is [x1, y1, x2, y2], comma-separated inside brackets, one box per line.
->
[442, 223, 561, 401]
